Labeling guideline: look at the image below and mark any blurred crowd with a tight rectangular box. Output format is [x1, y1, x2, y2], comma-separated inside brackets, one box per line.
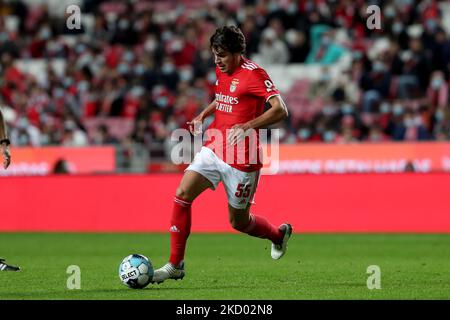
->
[0, 0, 449, 162]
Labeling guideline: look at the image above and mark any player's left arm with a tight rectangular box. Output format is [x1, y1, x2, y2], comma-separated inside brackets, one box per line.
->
[243, 95, 288, 130]
[228, 68, 288, 145]
[228, 95, 288, 145]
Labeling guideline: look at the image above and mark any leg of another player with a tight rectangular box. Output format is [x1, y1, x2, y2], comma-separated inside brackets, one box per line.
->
[228, 204, 293, 260]
[152, 170, 212, 283]
[0, 258, 20, 271]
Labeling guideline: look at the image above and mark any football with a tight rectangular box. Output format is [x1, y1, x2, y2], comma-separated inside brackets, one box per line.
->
[119, 254, 154, 289]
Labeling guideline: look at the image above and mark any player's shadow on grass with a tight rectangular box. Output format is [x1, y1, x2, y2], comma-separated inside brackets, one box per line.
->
[332, 282, 368, 288]
[0, 285, 254, 299]
[148, 284, 247, 291]
[59, 284, 248, 295]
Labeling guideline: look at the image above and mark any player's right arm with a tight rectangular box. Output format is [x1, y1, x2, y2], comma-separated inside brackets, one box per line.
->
[0, 107, 11, 169]
[187, 99, 216, 135]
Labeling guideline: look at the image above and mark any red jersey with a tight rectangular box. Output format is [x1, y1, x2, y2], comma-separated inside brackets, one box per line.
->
[204, 58, 280, 172]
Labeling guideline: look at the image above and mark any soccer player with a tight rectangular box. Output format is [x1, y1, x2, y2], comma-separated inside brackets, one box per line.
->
[152, 26, 292, 283]
[0, 107, 20, 271]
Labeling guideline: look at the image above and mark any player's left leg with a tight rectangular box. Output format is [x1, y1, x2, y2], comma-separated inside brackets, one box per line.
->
[228, 204, 292, 260]
[0, 258, 20, 271]
[223, 169, 292, 260]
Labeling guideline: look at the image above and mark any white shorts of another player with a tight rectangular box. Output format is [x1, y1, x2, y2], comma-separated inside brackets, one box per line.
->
[186, 146, 260, 210]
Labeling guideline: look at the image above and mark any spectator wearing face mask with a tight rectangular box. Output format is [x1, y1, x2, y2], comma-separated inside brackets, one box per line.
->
[306, 27, 347, 65]
[359, 60, 392, 113]
[61, 120, 88, 147]
[10, 116, 41, 147]
[159, 57, 180, 92]
[392, 110, 431, 141]
[427, 71, 448, 109]
[255, 27, 289, 65]
[285, 29, 309, 63]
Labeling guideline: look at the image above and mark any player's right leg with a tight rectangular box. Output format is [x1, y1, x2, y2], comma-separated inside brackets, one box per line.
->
[0, 258, 20, 271]
[151, 169, 214, 284]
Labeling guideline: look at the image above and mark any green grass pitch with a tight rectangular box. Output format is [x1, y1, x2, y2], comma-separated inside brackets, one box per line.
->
[0, 233, 449, 299]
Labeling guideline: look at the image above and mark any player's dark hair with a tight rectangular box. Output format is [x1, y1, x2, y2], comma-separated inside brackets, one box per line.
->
[210, 26, 246, 54]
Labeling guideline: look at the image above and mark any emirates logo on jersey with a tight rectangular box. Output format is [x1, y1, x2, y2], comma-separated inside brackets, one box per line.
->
[230, 78, 239, 92]
[215, 92, 239, 104]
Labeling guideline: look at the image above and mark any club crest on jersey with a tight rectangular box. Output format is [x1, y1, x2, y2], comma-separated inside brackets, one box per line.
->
[230, 79, 239, 92]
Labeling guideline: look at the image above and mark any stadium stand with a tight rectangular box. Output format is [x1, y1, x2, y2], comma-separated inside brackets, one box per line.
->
[0, 0, 449, 167]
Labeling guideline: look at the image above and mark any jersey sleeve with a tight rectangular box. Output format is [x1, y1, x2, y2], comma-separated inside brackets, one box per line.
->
[246, 68, 280, 101]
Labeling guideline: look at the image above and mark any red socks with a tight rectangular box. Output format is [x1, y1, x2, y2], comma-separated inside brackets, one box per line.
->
[168, 196, 282, 265]
[242, 214, 283, 244]
[169, 196, 192, 266]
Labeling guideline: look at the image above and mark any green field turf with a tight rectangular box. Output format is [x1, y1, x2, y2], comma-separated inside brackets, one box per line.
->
[0, 233, 449, 300]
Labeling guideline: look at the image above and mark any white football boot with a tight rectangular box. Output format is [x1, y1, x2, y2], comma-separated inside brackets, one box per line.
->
[271, 223, 293, 260]
[151, 261, 185, 284]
